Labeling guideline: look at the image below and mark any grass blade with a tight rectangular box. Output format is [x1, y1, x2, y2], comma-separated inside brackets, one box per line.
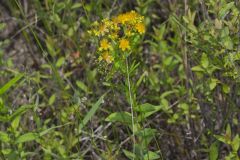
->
[15, 132, 39, 144]
[0, 73, 24, 95]
[79, 94, 105, 131]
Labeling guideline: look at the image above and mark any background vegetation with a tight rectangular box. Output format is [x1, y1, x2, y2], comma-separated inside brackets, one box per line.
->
[0, 0, 240, 159]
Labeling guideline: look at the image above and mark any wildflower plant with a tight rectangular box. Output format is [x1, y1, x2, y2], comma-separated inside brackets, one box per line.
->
[89, 11, 147, 159]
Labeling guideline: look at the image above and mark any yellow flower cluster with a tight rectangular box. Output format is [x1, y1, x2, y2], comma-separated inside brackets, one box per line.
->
[90, 11, 145, 64]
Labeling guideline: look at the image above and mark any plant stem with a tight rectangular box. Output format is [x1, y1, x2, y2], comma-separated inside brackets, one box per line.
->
[126, 57, 136, 157]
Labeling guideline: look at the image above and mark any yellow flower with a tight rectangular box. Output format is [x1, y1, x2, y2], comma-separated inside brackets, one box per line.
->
[109, 32, 119, 40]
[91, 11, 145, 63]
[99, 39, 111, 51]
[99, 23, 109, 36]
[92, 29, 100, 36]
[135, 23, 145, 34]
[99, 24, 105, 32]
[127, 11, 138, 20]
[115, 14, 127, 24]
[114, 11, 138, 24]
[102, 52, 114, 63]
[119, 39, 130, 51]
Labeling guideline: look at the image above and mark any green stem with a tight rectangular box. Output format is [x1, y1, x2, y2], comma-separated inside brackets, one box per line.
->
[126, 57, 136, 157]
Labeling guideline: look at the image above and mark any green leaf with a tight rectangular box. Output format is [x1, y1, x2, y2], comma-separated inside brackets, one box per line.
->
[79, 94, 105, 130]
[136, 128, 156, 137]
[11, 116, 21, 131]
[218, 2, 235, 19]
[201, 53, 209, 69]
[76, 81, 88, 93]
[1, 148, 11, 155]
[135, 103, 161, 113]
[209, 79, 219, 90]
[220, 27, 229, 37]
[105, 112, 132, 125]
[188, 24, 198, 33]
[46, 36, 56, 57]
[48, 94, 56, 105]
[225, 152, 235, 160]
[160, 98, 172, 113]
[123, 149, 136, 159]
[0, 131, 10, 143]
[136, 71, 147, 87]
[231, 134, 240, 152]
[136, 128, 156, 147]
[67, 27, 74, 37]
[15, 132, 39, 144]
[163, 57, 173, 66]
[226, 124, 231, 141]
[160, 90, 178, 99]
[0, 73, 24, 95]
[222, 84, 230, 94]
[56, 57, 65, 68]
[214, 19, 222, 29]
[183, 16, 189, 23]
[214, 135, 227, 144]
[136, 103, 162, 120]
[209, 142, 219, 160]
[223, 36, 233, 50]
[191, 65, 204, 72]
[143, 151, 160, 160]
[55, 2, 66, 12]
[71, 3, 82, 9]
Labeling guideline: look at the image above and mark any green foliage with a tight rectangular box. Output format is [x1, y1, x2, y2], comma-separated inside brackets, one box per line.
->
[106, 112, 132, 125]
[214, 124, 240, 159]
